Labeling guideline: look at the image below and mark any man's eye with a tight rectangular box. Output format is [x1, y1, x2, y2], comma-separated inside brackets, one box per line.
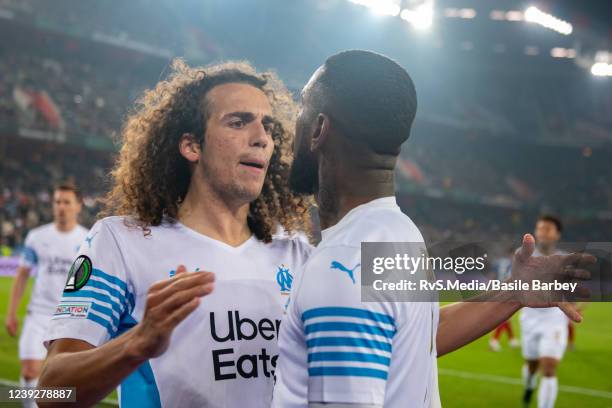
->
[229, 120, 245, 129]
[263, 123, 274, 134]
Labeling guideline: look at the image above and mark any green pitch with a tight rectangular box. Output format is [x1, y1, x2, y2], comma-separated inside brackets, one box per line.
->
[0, 277, 117, 407]
[437, 302, 612, 408]
[0, 277, 610, 407]
[0, 277, 32, 381]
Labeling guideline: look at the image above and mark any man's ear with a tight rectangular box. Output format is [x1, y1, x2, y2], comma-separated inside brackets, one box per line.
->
[179, 133, 202, 162]
[311, 113, 331, 152]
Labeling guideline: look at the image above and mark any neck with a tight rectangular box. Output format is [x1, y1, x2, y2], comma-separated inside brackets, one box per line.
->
[55, 220, 77, 233]
[317, 155, 395, 230]
[178, 178, 252, 247]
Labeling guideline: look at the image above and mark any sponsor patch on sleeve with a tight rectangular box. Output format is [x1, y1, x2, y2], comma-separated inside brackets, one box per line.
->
[64, 255, 93, 292]
[53, 302, 92, 319]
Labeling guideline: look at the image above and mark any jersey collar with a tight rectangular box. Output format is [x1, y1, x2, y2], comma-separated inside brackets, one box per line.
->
[320, 196, 398, 242]
[174, 220, 257, 252]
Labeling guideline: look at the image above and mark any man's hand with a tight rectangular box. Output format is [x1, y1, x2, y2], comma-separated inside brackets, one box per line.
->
[126, 265, 214, 360]
[5, 314, 18, 337]
[511, 234, 595, 322]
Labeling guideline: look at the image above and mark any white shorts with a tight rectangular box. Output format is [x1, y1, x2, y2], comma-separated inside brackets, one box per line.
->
[19, 313, 50, 361]
[521, 323, 568, 361]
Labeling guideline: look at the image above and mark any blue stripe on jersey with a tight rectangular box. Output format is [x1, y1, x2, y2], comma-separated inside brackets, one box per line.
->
[91, 268, 135, 311]
[21, 247, 38, 265]
[84, 279, 125, 305]
[302, 307, 395, 327]
[121, 363, 162, 408]
[90, 302, 120, 328]
[305, 322, 395, 339]
[92, 268, 128, 292]
[126, 291, 136, 312]
[308, 352, 391, 366]
[306, 336, 392, 352]
[308, 366, 388, 380]
[86, 312, 115, 336]
[60, 268, 133, 337]
[118, 315, 161, 408]
[62, 290, 123, 316]
[115, 312, 138, 337]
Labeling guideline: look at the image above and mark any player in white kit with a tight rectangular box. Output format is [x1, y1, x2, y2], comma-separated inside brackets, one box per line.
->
[521, 215, 568, 408]
[273, 50, 591, 408]
[38, 60, 311, 407]
[274, 50, 439, 408]
[5, 183, 88, 406]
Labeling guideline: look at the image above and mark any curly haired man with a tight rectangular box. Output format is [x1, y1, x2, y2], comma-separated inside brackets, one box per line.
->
[38, 60, 312, 408]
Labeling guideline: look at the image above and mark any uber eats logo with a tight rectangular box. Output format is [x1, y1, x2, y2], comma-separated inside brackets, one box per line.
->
[209, 310, 281, 381]
[64, 255, 93, 292]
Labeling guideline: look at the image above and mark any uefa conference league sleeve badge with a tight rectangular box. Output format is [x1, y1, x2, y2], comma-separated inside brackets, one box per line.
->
[64, 255, 93, 292]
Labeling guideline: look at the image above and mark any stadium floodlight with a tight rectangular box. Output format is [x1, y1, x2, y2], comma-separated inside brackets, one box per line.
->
[505, 10, 523, 21]
[444, 8, 476, 19]
[524, 6, 573, 35]
[348, 0, 401, 17]
[550, 47, 576, 58]
[400, 2, 433, 30]
[590, 62, 612, 77]
[459, 8, 476, 19]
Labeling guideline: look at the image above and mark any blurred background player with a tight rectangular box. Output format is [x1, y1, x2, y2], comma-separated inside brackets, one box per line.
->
[4, 183, 87, 407]
[520, 215, 567, 408]
[489, 246, 520, 351]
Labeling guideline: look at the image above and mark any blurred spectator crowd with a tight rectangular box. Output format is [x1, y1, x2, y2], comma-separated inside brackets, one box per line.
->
[0, 140, 110, 250]
[0, 0, 611, 251]
[0, 0, 182, 53]
[0, 51, 146, 140]
[397, 125, 612, 213]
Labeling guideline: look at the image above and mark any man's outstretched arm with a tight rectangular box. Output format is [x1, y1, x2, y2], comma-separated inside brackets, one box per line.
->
[38, 268, 213, 408]
[437, 298, 520, 357]
[437, 234, 592, 357]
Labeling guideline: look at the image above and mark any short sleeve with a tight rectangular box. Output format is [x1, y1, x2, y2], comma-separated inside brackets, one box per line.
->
[45, 219, 134, 348]
[19, 231, 38, 268]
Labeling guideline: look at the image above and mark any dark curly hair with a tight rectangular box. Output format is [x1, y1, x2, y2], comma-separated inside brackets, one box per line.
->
[101, 59, 311, 242]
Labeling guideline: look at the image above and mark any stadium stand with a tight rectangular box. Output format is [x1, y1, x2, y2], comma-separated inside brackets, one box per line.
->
[1, 0, 611, 254]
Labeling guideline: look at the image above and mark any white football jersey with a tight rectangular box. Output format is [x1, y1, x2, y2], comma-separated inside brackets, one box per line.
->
[19, 223, 89, 316]
[273, 197, 440, 408]
[520, 247, 569, 329]
[45, 216, 312, 408]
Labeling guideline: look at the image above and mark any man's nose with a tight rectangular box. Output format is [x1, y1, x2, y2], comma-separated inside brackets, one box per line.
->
[250, 122, 271, 149]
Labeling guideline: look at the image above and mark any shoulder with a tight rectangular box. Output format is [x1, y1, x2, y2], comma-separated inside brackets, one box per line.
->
[328, 209, 424, 248]
[25, 223, 54, 241]
[269, 230, 314, 258]
[302, 244, 357, 272]
[93, 216, 148, 238]
[95, 215, 130, 230]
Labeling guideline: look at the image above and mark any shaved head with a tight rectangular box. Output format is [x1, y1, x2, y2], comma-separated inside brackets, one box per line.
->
[309, 50, 417, 154]
[290, 50, 418, 194]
